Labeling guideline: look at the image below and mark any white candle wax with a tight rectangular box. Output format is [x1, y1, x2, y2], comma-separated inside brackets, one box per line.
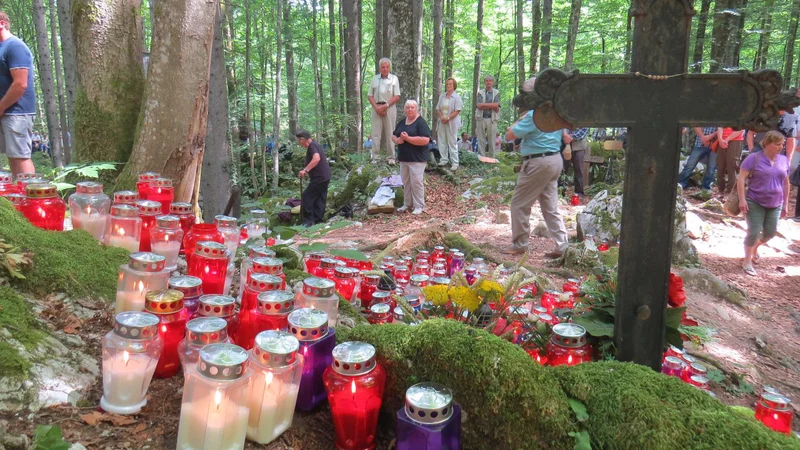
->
[177, 396, 249, 450]
[247, 370, 299, 443]
[108, 235, 140, 253]
[100, 351, 156, 414]
[151, 240, 180, 270]
[73, 212, 108, 240]
[115, 283, 147, 314]
[297, 296, 339, 328]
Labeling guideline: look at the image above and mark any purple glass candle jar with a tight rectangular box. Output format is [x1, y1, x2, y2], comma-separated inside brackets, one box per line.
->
[396, 382, 461, 450]
[288, 308, 335, 412]
[168, 275, 203, 315]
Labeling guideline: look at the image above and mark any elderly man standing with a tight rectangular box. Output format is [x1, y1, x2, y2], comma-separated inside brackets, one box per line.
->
[475, 75, 500, 157]
[368, 58, 400, 164]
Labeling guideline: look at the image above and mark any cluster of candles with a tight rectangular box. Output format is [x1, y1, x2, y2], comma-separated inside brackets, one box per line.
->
[661, 345, 713, 393]
[1, 172, 67, 230]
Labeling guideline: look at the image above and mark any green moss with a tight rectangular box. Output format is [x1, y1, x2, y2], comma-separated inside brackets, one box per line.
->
[0, 341, 31, 378]
[0, 286, 45, 377]
[0, 200, 129, 301]
[328, 166, 378, 213]
[284, 269, 312, 287]
[274, 246, 301, 271]
[443, 233, 487, 260]
[338, 320, 800, 450]
[337, 295, 368, 325]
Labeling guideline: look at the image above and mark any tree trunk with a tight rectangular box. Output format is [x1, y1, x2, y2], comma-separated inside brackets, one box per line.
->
[33, 0, 64, 168]
[389, 0, 423, 109]
[202, 4, 234, 221]
[539, 0, 552, 70]
[222, 0, 236, 98]
[55, 0, 77, 154]
[119, 0, 217, 206]
[444, 0, 454, 78]
[310, 0, 324, 136]
[754, 0, 775, 69]
[723, 0, 747, 69]
[432, 0, 443, 136]
[273, 0, 283, 191]
[245, 0, 259, 193]
[530, 0, 540, 75]
[516, 0, 524, 86]
[327, 0, 340, 125]
[375, 0, 383, 72]
[72, 0, 144, 163]
[48, 0, 70, 164]
[285, 2, 297, 136]
[338, 0, 345, 112]
[381, 0, 390, 60]
[784, 0, 800, 88]
[624, 8, 632, 71]
[471, 0, 484, 135]
[691, 0, 712, 72]
[342, 0, 362, 153]
[709, 0, 732, 72]
[564, 0, 581, 71]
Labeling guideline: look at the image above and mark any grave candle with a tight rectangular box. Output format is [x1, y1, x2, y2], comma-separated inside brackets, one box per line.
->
[183, 223, 225, 267]
[661, 356, 684, 378]
[553, 292, 575, 311]
[178, 317, 230, 376]
[396, 382, 461, 450]
[571, 194, 581, 206]
[169, 275, 203, 315]
[464, 266, 477, 285]
[431, 263, 447, 278]
[562, 278, 581, 295]
[296, 277, 339, 328]
[334, 267, 359, 303]
[14, 172, 44, 192]
[681, 362, 708, 383]
[0, 171, 14, 195]
[305, 251, 326, 274]
[289, 308, 335, 412]
[597, 241, 610, 252]
[237, 290, 294, 350]
[371, 291, 395, 312]
[313, 258, 338, 280]
[148, 178, 173, 214]
[404, 275, 429, 302]
[238, 247, 278, 301]
[394, 263, 411, 288]
[323, 341, 386, 450]
[169, 202, 195, 253]
[449, 251, 465, 277]
[4, 193, 24, 211]
[136, 172, 159, 201]
[246, 330, 304, 444]
[416, 249, 431, 266]
[105, 205, 142, 252]
[240, 270, 283, 314]
[144, 289, 188, 378]
[755, 388, 793, 435]
[540, 290, 559, 313]
[244, 208, 268, 239]
[537, 312, 558, 326]
[112, 190, 139, 206]
[135, 200, 161, 252]
[546, 323, 592, 366]
[431, 246, 445, 261]
[188, 241, 229, 295]
[214, 215, 240, 256]
[21, 183, 65, 231]
[115, 252, 170, 314]
[252, 256, 286, 289]
[150, 215, 183, 271]
[196, 294, 240, 341]
[663, 344, 685, 361]
[100, 311, 162, 415]
[368, 303, 392, 325]
[393, 306, 407, 324]
[686, 375, 710, 391]
[69, 181, 110, 240]
[176, 344, 250, 450]
[413, 261, 429, 276]
[358, 274, 381, 311]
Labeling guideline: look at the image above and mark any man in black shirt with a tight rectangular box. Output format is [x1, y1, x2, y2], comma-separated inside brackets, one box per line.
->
[295, 129, 331, 226]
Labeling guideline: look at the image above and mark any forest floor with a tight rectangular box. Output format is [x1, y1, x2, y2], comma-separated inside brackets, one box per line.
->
[1, 169, 799, 449]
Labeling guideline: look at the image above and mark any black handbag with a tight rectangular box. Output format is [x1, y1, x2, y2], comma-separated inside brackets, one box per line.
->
[791, 165, 800, 187]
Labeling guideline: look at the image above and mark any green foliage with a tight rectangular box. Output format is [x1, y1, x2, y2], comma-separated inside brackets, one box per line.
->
[272, 221, 366, 263]
[0, 286, 46, 377]
[33, 425, 72, 450]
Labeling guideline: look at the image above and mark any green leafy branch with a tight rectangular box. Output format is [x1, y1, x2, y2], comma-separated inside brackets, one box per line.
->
[33, 425, 71, 450]
[271, 220, 368, 262]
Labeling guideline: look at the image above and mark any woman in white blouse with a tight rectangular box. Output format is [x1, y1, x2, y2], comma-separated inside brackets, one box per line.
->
[435, 77, 463, 171]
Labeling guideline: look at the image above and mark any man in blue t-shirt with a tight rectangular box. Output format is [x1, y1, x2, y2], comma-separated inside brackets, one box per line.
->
[0, 12, 36, 178]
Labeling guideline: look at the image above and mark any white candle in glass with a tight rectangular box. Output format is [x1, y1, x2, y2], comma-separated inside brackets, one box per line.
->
[151, 237, 180, 271]
[247, 370, 299, 443]
[177, 389, 249, 450]
[73, 207, 108, 240]
[108, 227, 140, 252]
[115, 280, 147, 314]
[100, 350, 157, 414]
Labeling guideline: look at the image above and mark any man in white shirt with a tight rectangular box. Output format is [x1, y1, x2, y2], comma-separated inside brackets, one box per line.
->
[475, 75, 500, 157]
[367, 58, 401, 164]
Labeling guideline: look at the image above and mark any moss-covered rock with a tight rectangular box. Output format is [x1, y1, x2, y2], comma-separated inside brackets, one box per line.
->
[284, 269, 312, 287]
[338, 320, 800, 450]
[0, 200, 128, 301]
[274, 245, 302, 271]
[0, 286, 45, 377]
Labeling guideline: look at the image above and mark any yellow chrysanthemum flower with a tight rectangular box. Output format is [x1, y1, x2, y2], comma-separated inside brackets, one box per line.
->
[450, 286, 481, 312]
[422, 285, 449, 306]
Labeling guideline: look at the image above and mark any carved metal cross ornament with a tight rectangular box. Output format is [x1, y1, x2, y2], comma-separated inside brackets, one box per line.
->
[513, 0, 800, 370]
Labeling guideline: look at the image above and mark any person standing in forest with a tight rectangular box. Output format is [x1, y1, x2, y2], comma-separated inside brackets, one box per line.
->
[435, 77, 463, 171]
[392, 100, 431, 215]
[368, 58, 401, 165]
[562, 127, 589, 198]
[715, 127, 744, 197]
[0, 12, 35, 178]
[295, 129, 331, 227]
[475, 75, 500, 157]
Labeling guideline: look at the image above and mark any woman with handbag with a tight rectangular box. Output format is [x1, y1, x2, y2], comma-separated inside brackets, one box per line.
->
[737, 131, 790, 276]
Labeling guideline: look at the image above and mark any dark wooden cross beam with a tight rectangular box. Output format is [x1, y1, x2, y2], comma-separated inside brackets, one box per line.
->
[514, 0, 800, 370]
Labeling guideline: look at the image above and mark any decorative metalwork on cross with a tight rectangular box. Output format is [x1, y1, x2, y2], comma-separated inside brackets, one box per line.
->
[515, 0, 800, 370]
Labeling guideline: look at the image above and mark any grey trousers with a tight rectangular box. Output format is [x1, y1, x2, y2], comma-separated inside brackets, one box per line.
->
[370, 105, 397, 161]
[475, 117, 496, 157]
[510, 154, 569, 251]
[400, 161, 426, 210]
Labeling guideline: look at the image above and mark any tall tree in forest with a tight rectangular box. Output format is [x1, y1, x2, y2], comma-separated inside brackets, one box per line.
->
[55, 0, 76, 149]
[245, 0, 259, 192]
[48, 0, 70, 163]
[273, 0, 283, 190]
[72, 0, 144, 163]
[338, 0, 345, 109]
[327, 0, 340, 126]
[724, 0, 747, 68]
[784, 0, 800, 88]
[530, 0, 540, 75]
[753, 0, 775, 69]
[691, 0, 712, 72]
[342, 0, 362, 153]
[202, 5, 234, 221]
[539, 0, 552, 70]
[309, 0, 325, 136]
[432, 0, 443, 136]
[444, 0, 454, 78]
[516, 0, 525, 86]
[375, 0, 384, 71]
[709, 0, 733, 72]
[389, 0, 423, 109]
[285, 2, 297, 136]
[624, 8, 632, 71]
[222, 0, 236, 97]
[564, 0, 581, 71]
[471, 0, 484, 135]
[120, 0, 217, 206]
[32, 0, 63, 167]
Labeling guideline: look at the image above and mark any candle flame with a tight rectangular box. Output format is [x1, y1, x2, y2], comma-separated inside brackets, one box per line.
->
[123, 350, 130, 367]
[161, 325, 167, 333]
[137, 281, 145, 294]
[38, 208, 46, 218]
[164, 235, 169, 242]
[567, 355, 573, 365]
[119, 227, 126, 237]
[265, 371, 273, 387]
[214, 389, 222, 410]
[204, 265, 210, 275]
[85, 206, 91, 215]
[351, 379, 356, 395]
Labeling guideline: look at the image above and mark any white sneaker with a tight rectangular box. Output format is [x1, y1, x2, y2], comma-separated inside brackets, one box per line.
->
[450, 164, 459, 171]
[412, 208, 423, 215]
[438, 160, 448, 166]
[396, 206, 409, 213]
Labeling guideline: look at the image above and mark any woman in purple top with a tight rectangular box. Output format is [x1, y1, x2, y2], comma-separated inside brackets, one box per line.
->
[737, 131, 790, 276]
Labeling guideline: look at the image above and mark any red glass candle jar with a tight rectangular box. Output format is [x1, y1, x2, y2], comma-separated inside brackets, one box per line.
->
[686, 375, 710, 390]
[169, 275, 203, 316]
[136, 200, 162, 251]
[240, 272, 283, 317]
[526, 347, 549, 365]
[449, 251, 465, 277]
[252, 257, 286, 289]
[183, 223, 224, 267]
[177, 317, 229, 376]
[371, 291, 395, 311]
[431, 263, 447, 278]
[431, 246, 445, 261]
[546, 323, 592, 366]
[313, 258, 338, 280]
[416, 249, 431, 266]
[188, 241, 229, 295]
[368, 303, 393, 325]
[597, 241, 610, 252]
[237, 290, 294, 350]
[538, 312, 558, 326]
[562, 278, 580, 295]
[681, 362, 707, 383]
[5, 193, 24, 211]
[14, 172, 44, 192]
[464, 267, 477, 285]
[0, 171, 14, 195]
[552, 292, 575, 311]
[305, 252, 326, 274]
[755, 388, 793, 435]
[21, 184, 66, 231]
[413, 261, 429, 276]
[661, 356, 684, 378]
[105, 205, 142, 252]
[570, 194, 580, 206]
[394, 264, 411, 287]
[663, 344, 685, 361]
[358, 274, 380, 311]
[196, 294, 239, 341]
[149, 178, 174, 214]
[113, 190, 139, 206]
[290, 308, 336, 412]
[334, 267, 359, 303]
[136, 172, 159, 200]
[540, 290, 559, 313]
[323, 342, 386, 450]
[144, 289, 188, 378]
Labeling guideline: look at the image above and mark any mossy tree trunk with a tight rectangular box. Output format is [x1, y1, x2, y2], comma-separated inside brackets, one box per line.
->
[72, 0, 144, 163]
[118, 0, 218, 208]
[32, 0, 64, 168]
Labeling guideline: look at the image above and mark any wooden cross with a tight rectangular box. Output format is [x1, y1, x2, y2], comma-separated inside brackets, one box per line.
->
[515, 0, 800, 370]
